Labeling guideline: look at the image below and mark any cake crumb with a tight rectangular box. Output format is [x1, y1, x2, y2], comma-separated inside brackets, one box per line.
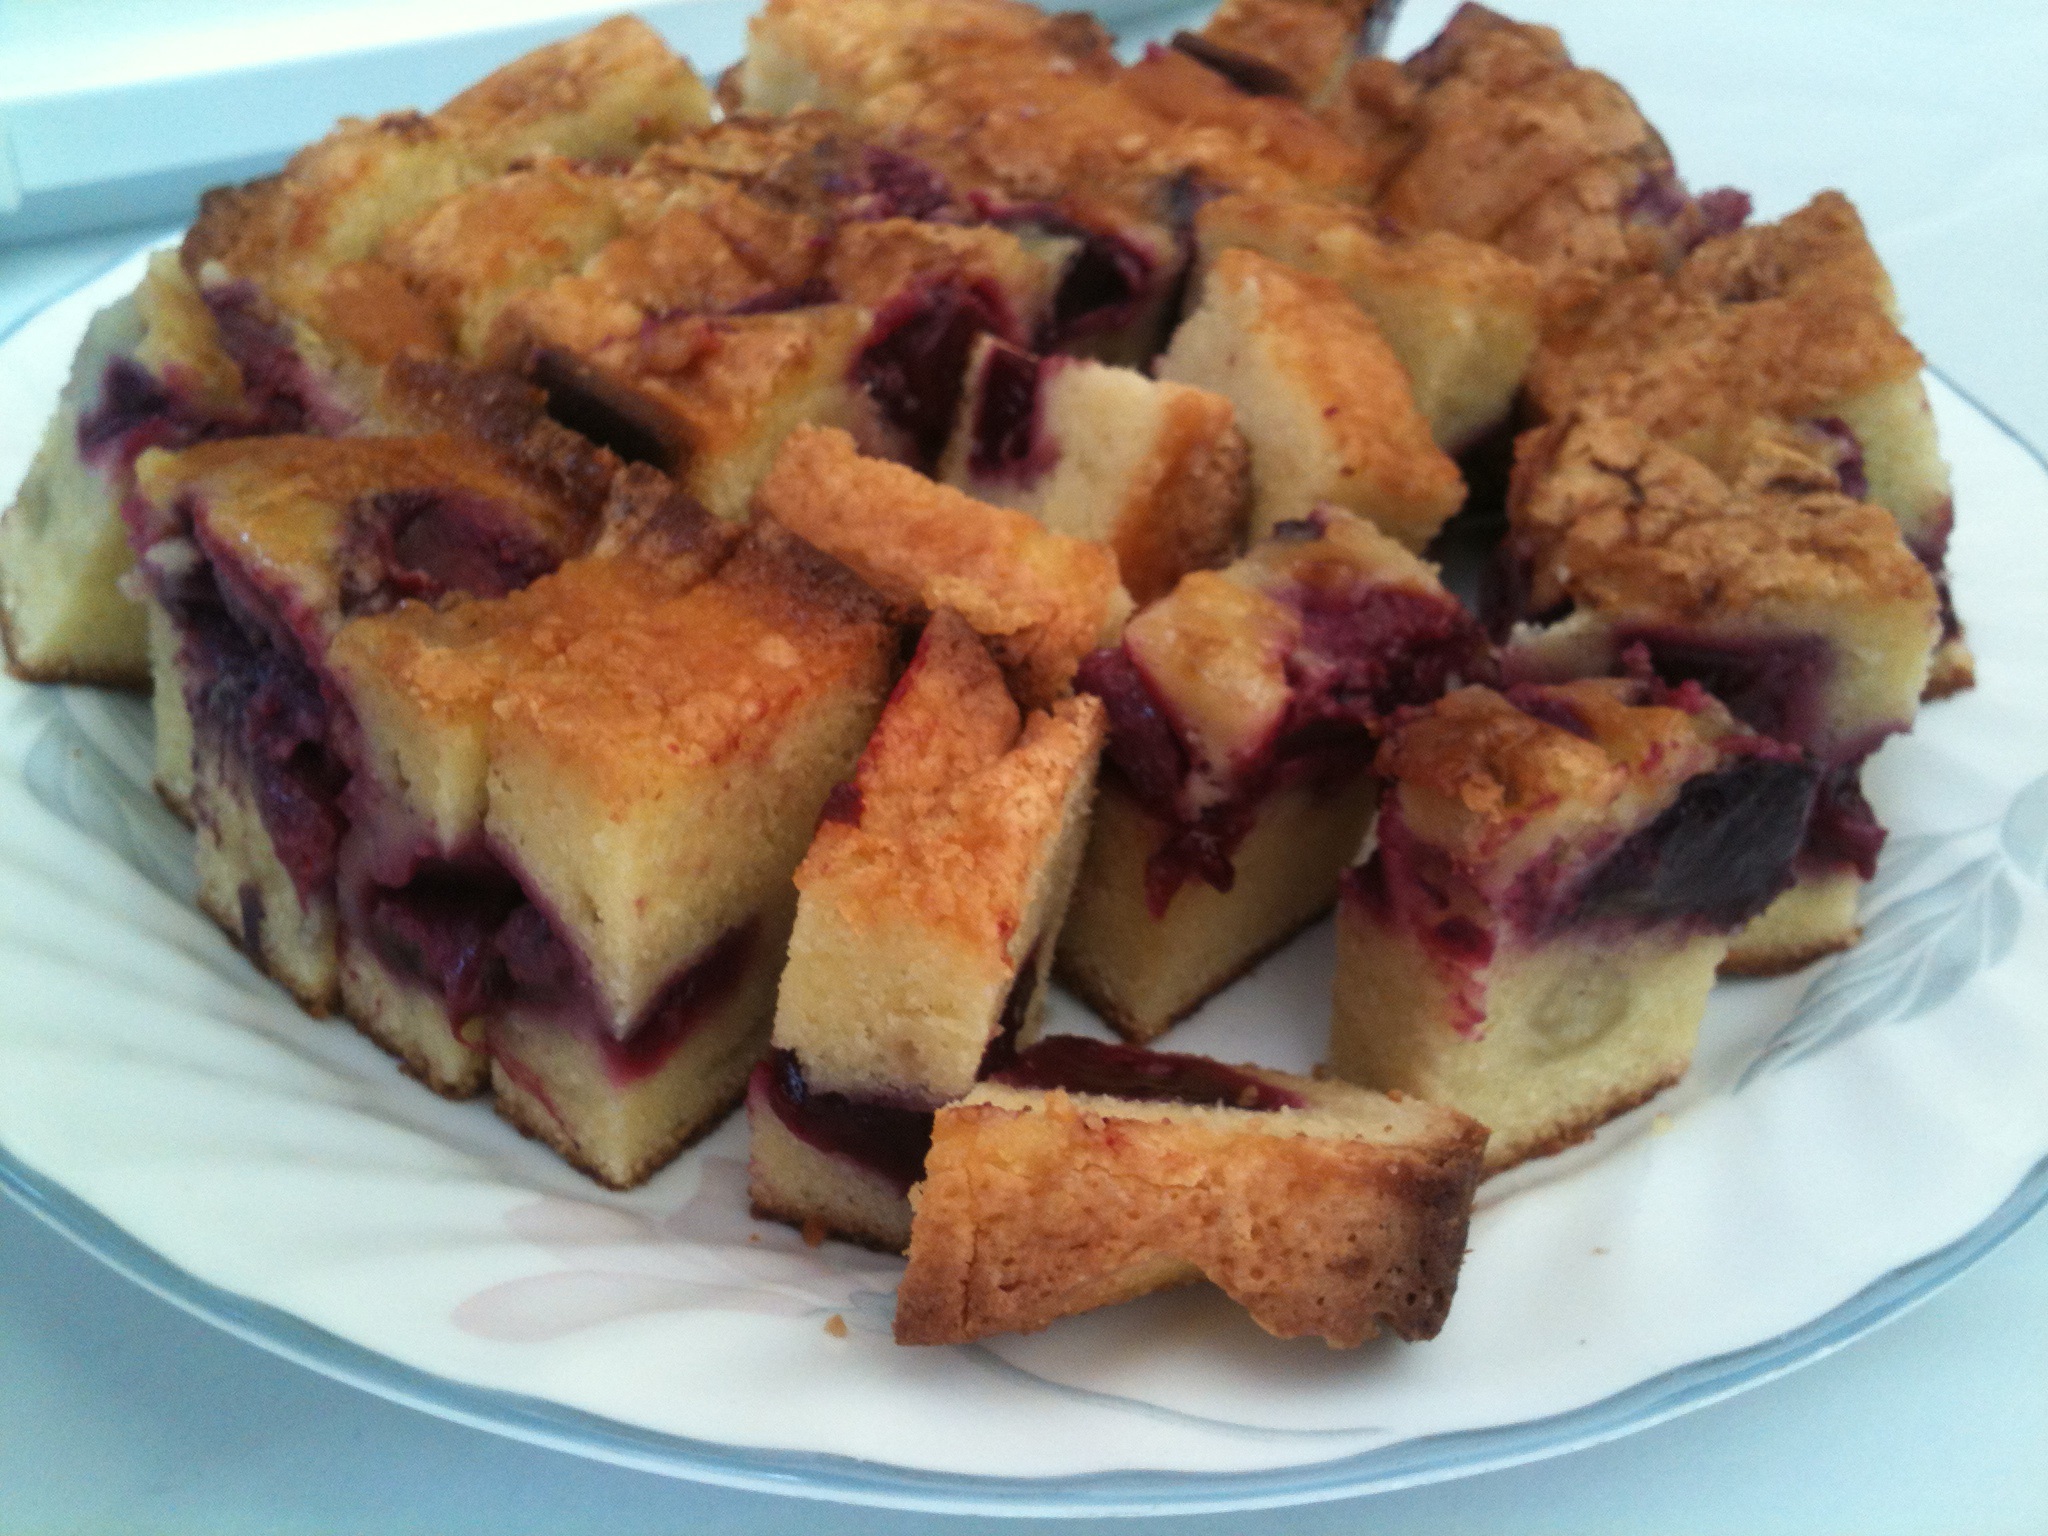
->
[801, 1217, 827, 1248]
[823, 1313, 849, 1338]
[1651, 1113, 1675, 1135]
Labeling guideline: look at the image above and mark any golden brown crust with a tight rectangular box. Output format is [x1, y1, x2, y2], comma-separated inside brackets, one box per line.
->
[1200, 0, 1387, 104]
[185, 17, 708, 334]
[1508, 413, 1939, 621]
[1528, 193, 1924, 433]
[1115, 47, 1379, 200]
[1368, 5, 1681, 296]
[753, 426, 1130, 709]
[798, 611, 1105, 957]
[486, 515, 892, 802]
[139, 433, 590, 605]
[895, 1081, 1487, 1347]
[374, 355, 621, 522]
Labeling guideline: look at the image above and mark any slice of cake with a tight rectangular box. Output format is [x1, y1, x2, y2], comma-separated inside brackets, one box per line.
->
[895, 1033, 1488, 1346]
[748, 610, 1105, 1249]
[474, 521, 896, 1185]
[1, 20, 707, 691]
[1332, 679, 1817, 1173]
[1495, 413, 1941, 972]
[325, 466, 737, 1096]
[1159, 249, 1466, 549]
[937, 335, 1249, 604]
[1059, 508, 1490, 1043]
[1527, 192, 1966, 695]
[1, 253, 268, 688]
[752, 425, 1131, 708]
[1355, 5, 1748, 310]
[1192, 0, 1403, 108]
[517, 302, 887, 520]
[184, 17, 714, 421]
[132, 434, 591, 1011]
[1192, 192, 1540, 455]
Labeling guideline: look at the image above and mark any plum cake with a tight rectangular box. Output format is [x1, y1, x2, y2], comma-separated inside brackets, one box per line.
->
[1331, 4, 1751, 310]
[1159, 248, 1466, 548]
[1494, 413, 1940, 973]
[752, 425, 1132, 709]
[937, 334, 1249, 605]
[0, 254, 257, 689]
[895, 1033, 1488, 1346]
[323, 466, 738, 1097]
[131, 433, 593, 1011]
[336, 513, 895, 1183]
[1059, 507, 1490, 1043]
[1526, 191, 1968, 695]
[1332, 679, 1817, 1173]
[0, 19, 708, 691]
[1192, 192, 1541, 455]
[748, 610, 1105, 1250]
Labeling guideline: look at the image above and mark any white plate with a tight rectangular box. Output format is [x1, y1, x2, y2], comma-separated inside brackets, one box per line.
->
[3, 244, 2047, 1519]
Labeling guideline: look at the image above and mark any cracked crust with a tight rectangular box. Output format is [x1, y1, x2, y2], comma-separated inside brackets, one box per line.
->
[1508, 413, 1938, 622]
[1528, 193, 1924, 433]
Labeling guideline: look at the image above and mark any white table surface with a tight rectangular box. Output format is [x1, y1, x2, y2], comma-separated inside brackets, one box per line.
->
[3, 2, 2046, 1530]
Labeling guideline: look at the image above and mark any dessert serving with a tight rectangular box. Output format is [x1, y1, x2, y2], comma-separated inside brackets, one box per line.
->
[1331, 678, 1813, 1171]
[0, 0, 1977, 1360]
[897, 1034, 1487, 1347]
[749, 609, 1104, 1251]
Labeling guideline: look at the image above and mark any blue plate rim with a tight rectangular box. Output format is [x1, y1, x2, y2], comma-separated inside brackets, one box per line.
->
[4, 1140, 2043, 1517]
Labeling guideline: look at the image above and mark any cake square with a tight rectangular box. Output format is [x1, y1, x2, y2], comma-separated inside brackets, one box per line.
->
[748, 609, 1105, 1249]
[1159, 248, 1466, 549]
[1496, 412, 1941, 972]
[894, 1034, 1487, 1347]
[1192, 192, 1540, 455]
[1526, 191, 1966, 695]
[1354, 5, 1745, 310]
[0, 18, 708, 691]
[476, 519, 896, 1184]
[1332, 679, 1817, 1172]
[2, 254, 268, 688]
[1059, 507, 1490, 1042]
[752, 424, 1131, 708]
[937, 335, 1250, 604]
[325, 465, 737, 1095]
[132, 433, 592, 1012]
